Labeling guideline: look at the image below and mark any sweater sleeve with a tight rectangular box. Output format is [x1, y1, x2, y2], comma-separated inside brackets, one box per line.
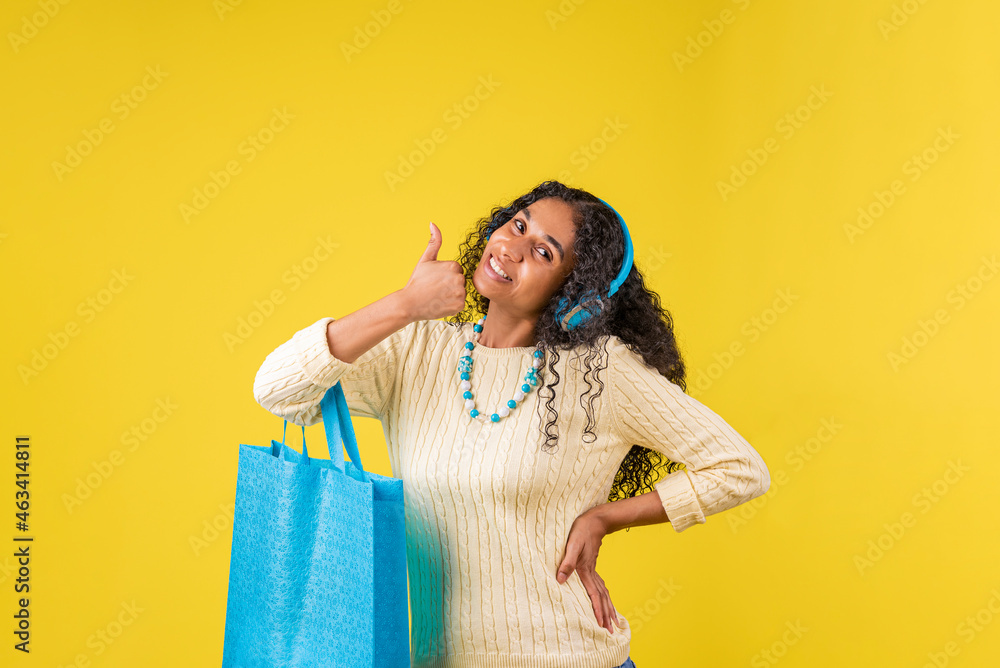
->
[606, 338, 771, 533]
[252, 316, 417, 427]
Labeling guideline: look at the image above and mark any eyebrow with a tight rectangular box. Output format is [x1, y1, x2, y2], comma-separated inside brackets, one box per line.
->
[522, 207, 565, 262]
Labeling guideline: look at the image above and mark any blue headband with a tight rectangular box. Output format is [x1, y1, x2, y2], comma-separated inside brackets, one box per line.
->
[554, 197, 634, 331]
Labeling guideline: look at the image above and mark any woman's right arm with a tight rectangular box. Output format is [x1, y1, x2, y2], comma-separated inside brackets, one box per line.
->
[252, 290, 418, 426]
[252, 221, 467, 426]
[324, 289, 415, 365]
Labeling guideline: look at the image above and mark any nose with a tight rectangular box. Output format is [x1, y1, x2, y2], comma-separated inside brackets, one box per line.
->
[496, 235, 524, 263]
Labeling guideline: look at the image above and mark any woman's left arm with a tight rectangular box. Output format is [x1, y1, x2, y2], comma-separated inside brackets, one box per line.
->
[602, 338, 772, 532]
[556, 338, 771, 632]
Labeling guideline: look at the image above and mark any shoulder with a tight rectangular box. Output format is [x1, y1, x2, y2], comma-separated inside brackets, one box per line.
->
[415, 318, 467, 339]
[600, 334, 648, 370]
[559, 334, 641, 371]
[402, 318, 468, 352]
[599, 334, 686, 395]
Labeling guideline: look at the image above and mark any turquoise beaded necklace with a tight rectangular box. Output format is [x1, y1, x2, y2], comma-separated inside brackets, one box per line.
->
[458, 315, 545, 424]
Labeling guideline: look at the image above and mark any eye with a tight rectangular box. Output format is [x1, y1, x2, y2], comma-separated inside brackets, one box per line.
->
[514, 219, 553, 262]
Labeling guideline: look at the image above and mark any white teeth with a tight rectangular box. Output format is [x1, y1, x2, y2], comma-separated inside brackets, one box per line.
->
[490, 256, 510, 280]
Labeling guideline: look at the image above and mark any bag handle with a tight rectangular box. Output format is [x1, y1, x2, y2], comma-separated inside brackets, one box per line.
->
[319, 381, 368, 482]
[273, 420, 307, 459]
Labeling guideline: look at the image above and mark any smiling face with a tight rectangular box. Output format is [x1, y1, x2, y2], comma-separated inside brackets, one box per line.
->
[473, 196, 577, 318]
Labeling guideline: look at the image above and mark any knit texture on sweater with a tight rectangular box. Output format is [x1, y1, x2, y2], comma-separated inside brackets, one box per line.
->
[253, 317, 770, 668]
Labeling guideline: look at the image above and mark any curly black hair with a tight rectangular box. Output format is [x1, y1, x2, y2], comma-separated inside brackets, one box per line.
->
[444, 180, 688, 516]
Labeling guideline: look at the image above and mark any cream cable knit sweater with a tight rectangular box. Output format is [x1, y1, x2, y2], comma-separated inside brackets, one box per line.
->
[252, 316, 770, 668]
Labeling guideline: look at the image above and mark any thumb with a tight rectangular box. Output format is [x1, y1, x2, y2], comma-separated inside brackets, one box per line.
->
[557, 553, 577, 584]
[418, 221, 442, 263]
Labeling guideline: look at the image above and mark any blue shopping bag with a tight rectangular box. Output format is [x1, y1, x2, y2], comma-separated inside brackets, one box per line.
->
[222, 381, 410, 667]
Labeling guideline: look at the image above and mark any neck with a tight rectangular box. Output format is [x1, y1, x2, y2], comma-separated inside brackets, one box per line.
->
[476, 308, 538, 348]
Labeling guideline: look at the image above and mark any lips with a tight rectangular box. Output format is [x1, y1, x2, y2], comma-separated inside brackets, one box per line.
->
[486, 253, 513, 282]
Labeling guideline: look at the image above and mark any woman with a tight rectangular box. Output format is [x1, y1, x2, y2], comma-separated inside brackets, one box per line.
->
[253, 180, 771, 668]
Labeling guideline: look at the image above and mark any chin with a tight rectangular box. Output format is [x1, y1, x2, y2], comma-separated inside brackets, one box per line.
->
[471, 270, 490, 299]
[473, 268, 505, 303]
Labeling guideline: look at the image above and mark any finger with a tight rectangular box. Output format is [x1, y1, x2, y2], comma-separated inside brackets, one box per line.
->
[557, 560, 575, 583]
[604, 594, 615, 633]
[583, 576, 605, 629]
[584, 569, 610, 629]
[594, 579, 614, 633]
[418, 221, 442, 263]
[593, 583, 611, 633]
[557, 542, 579, 583]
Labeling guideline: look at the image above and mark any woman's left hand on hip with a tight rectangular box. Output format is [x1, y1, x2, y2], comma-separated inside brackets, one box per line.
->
[556, 510, 619, 635]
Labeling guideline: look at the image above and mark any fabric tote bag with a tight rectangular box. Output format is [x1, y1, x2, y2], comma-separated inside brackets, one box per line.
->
[222, 381, 410, 668]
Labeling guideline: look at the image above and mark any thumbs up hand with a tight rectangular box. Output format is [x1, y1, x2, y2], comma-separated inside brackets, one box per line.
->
[400, 222, 468, 321]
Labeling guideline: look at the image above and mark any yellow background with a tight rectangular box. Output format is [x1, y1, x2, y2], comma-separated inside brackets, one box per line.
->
[2, 0, 998, 665]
